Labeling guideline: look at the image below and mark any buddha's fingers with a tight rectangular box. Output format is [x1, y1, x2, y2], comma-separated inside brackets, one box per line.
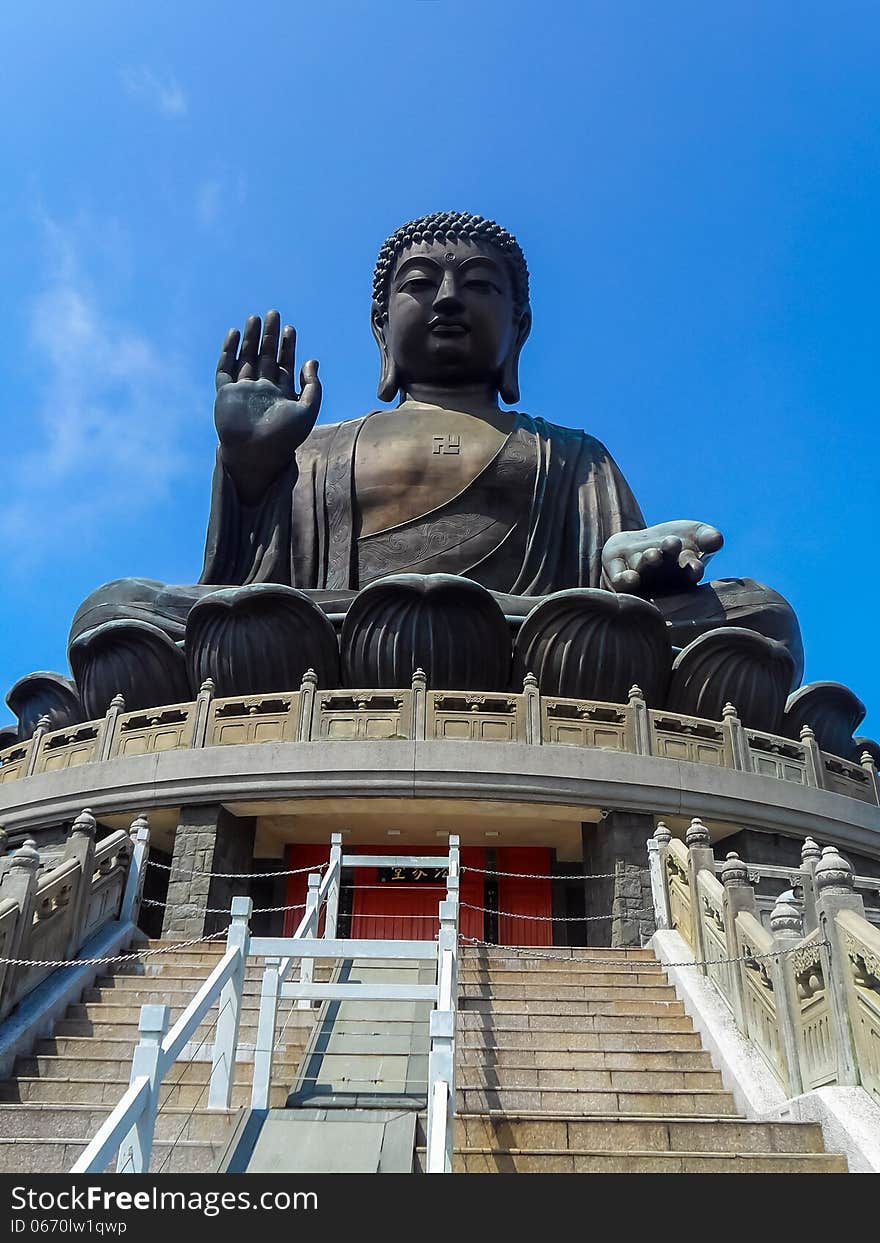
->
[278, 325, 297, 393]
[695, 524, 724, 554]
[679, 551, 705, 584]
[607, 556, 641, 594]
[660, 535, 683, 560]
[216, 328, 240, 390]
[635, 547, 663, 573]
[238, 315, 262, 381]
[258, 310, 281, 382]
[298, 359, 322, 415]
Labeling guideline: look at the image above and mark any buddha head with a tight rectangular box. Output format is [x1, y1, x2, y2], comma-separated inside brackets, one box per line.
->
[371, 211, 532, 405]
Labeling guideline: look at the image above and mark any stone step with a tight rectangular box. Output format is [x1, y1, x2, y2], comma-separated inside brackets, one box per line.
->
[458, 984, 678, 1002]
[62, 1001, 317, 1025]
[14, 1053, 304, 1081]
[457, 1047, 714, 1070]
[455, 1088, 739, 1116]
[415, 1148, 848, 1173]
[0, 1077, 290, 1110]
[459, 948, 657, 962]
[456, 1012, 694, 1034]
[423, 1112, 831, 1154]
[458, 998, 685, 1017]
[0, 1137, 228, 1175]
[32, 1034, 308, 1060]
[93, 972, 337, 995]
[455, 1067, 725, 1091]
[456, 1029, 704, 1052]
[52, 1018, 311, 1043]
[0, 1103, 237, 1142]
[457, 969, 666, 986]
[80, 987, 314, 1009]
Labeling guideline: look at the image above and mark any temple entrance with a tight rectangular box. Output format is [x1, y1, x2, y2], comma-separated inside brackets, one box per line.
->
[283, 844, 555, 946]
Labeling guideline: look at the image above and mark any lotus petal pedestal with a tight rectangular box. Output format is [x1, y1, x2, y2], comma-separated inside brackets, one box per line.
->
[783, 681, 866, 759]
[69, 620, 191, 718]
[6, 671, 84, 741]
[666, 627, 795, 732]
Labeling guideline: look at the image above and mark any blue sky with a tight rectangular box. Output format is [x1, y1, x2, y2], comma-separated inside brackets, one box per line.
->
[0, 1, 878, 737]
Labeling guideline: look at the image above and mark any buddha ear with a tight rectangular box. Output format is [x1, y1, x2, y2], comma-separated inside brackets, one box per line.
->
[499, 306, 532, 406]
[371, 302, 400, 402]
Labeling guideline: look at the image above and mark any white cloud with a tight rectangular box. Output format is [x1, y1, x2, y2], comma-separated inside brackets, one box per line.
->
[2, 214, 197, 569]
[195, 171, 246, 229]
[119, 66, 187, 118]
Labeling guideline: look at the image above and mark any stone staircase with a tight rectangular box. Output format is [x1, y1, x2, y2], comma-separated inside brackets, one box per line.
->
[416, 945, 848, 1172]
[0, 941, 318, 1174]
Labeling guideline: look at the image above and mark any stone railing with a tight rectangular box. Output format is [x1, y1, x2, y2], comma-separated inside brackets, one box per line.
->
[649, 820, 880, 1102]
[1, 673, 878, 808]
[0, 810, 140, 1021]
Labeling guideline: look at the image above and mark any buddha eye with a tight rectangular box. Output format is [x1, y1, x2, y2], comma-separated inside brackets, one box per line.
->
[465, 278, 499, 293]
[399, 276, 435, 293]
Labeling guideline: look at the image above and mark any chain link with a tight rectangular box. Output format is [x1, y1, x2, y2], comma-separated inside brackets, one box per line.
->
[0, 930, 229, 969]
[462, 866, 616, 881]
[147, 860, 328, 879]
[458, 935, 833, 971]
[461, 902, 654, 922]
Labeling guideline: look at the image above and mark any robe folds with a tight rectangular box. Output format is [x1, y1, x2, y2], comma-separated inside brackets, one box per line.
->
[200, 411, 646, 596]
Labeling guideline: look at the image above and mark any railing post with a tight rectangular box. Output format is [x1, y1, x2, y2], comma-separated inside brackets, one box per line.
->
[297, 874, 320, 1010]
[628, 685, 652, 756]
[814, 846, 864, 1086]
[25, 715, 52, 776]
[0, 839, 41, 1019]
[97, 694, 126, 763]
[191, 679, 215, 748]
[859, 750, 880, 806]
[298, 669, 318, 742]
[208, 895, 251, 1109]
[120, 815, 151, 928]
[324, 833, 343, 941]
[799, 837, 821, 934]
[523, 673, 542, 745]
[800, 725, 825, 790]
[427, 887, 459, 1173]
[684, 818, 714, 973]
[62, 809, 97, 956]
[647, 822, 671, 930]
[722, 703, 749, 771]
[116, 1003, 169, 1174]
[251, 956, 281, 1111]
[720, 852, 758, 1034]
[769, 891, 805, 1098]
[412, 668, 427, 741]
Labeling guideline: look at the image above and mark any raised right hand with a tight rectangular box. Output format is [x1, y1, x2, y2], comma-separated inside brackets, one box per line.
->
[214, 310, 322, 504]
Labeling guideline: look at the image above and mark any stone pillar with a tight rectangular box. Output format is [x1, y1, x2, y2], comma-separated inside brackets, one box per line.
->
[162, 805, 256, 938]
[581, 811, 655, 948]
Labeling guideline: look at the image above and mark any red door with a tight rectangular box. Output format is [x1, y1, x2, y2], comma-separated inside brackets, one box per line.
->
[497, 847, 553, 946]
[284, 844, 484, 941]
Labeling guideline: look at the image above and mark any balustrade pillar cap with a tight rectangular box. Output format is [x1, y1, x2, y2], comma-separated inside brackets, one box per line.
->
[814, 844, 854, 893]
[653, 822, 672, 847]
[12, 838, 40, 870]
[720, 851, 749, 887]
[628, 684, 644, 703]
[70, 808, 97, 839]
[523, 671, 538, 690]
[109, 693, 126, 711]
[861, 751, 877, 770]
[800, 836, 822, 864]
[199, 678, 215, 694]
[770, 888, 803, 936]
[35, 714, 51, 731]
[722, 702, 739, 719]
[685, 817, 711, 848]
[799, 724, 816, 742]
[129, 813, 149, 839]
[412, 667, 427, 685]
[300, 668, 318, 687]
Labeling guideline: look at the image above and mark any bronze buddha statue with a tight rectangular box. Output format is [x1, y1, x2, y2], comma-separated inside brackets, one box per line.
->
[9, 211, 832, 742]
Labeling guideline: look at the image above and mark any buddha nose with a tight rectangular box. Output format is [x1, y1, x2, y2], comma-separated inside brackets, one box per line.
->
[433, 271, 464, 315]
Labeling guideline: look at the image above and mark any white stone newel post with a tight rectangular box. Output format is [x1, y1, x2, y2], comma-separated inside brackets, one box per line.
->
[251, 956, 281, 1111]
[685, 818, 714, 974]
[117, 1003, 169, 1174]
[647, 822, 672, 930]
[121, 815, 151, 929]
[628, 685, 651, 756]
[25, 715, 52, 777]
[799, 837, 822, 934]
[814, 846, 864, 1087]
[97, 694, 126, 763]
[769, 891, 806, 1098]
[297, 874, 321, 1010]
[720, 852, 757, 1035]
[297, 669, 318, 742]
[191, 679, 215, 748]
[860, 751, 880, 806]
[523, 673, 542, 745]
[208, 895, 251, 1109]
[62, 809, 97, 956]
[800, 725, 825, 790]
[0, 838, 40, 1019]
[324, 833, 343, 941]
[412, 668, 427, 741]
[721, 703, 749, 772]
[427, 892, 459, 1174]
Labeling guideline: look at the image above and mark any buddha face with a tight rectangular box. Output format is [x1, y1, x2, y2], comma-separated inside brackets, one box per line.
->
[375, 237, 531, 401]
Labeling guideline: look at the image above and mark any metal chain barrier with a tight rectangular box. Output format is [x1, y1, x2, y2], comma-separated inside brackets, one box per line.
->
[0, 930, 229, 969]
[147, 860, 328, 878]
[460, 901, 655, 922]
[462, 865, 616, 880]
